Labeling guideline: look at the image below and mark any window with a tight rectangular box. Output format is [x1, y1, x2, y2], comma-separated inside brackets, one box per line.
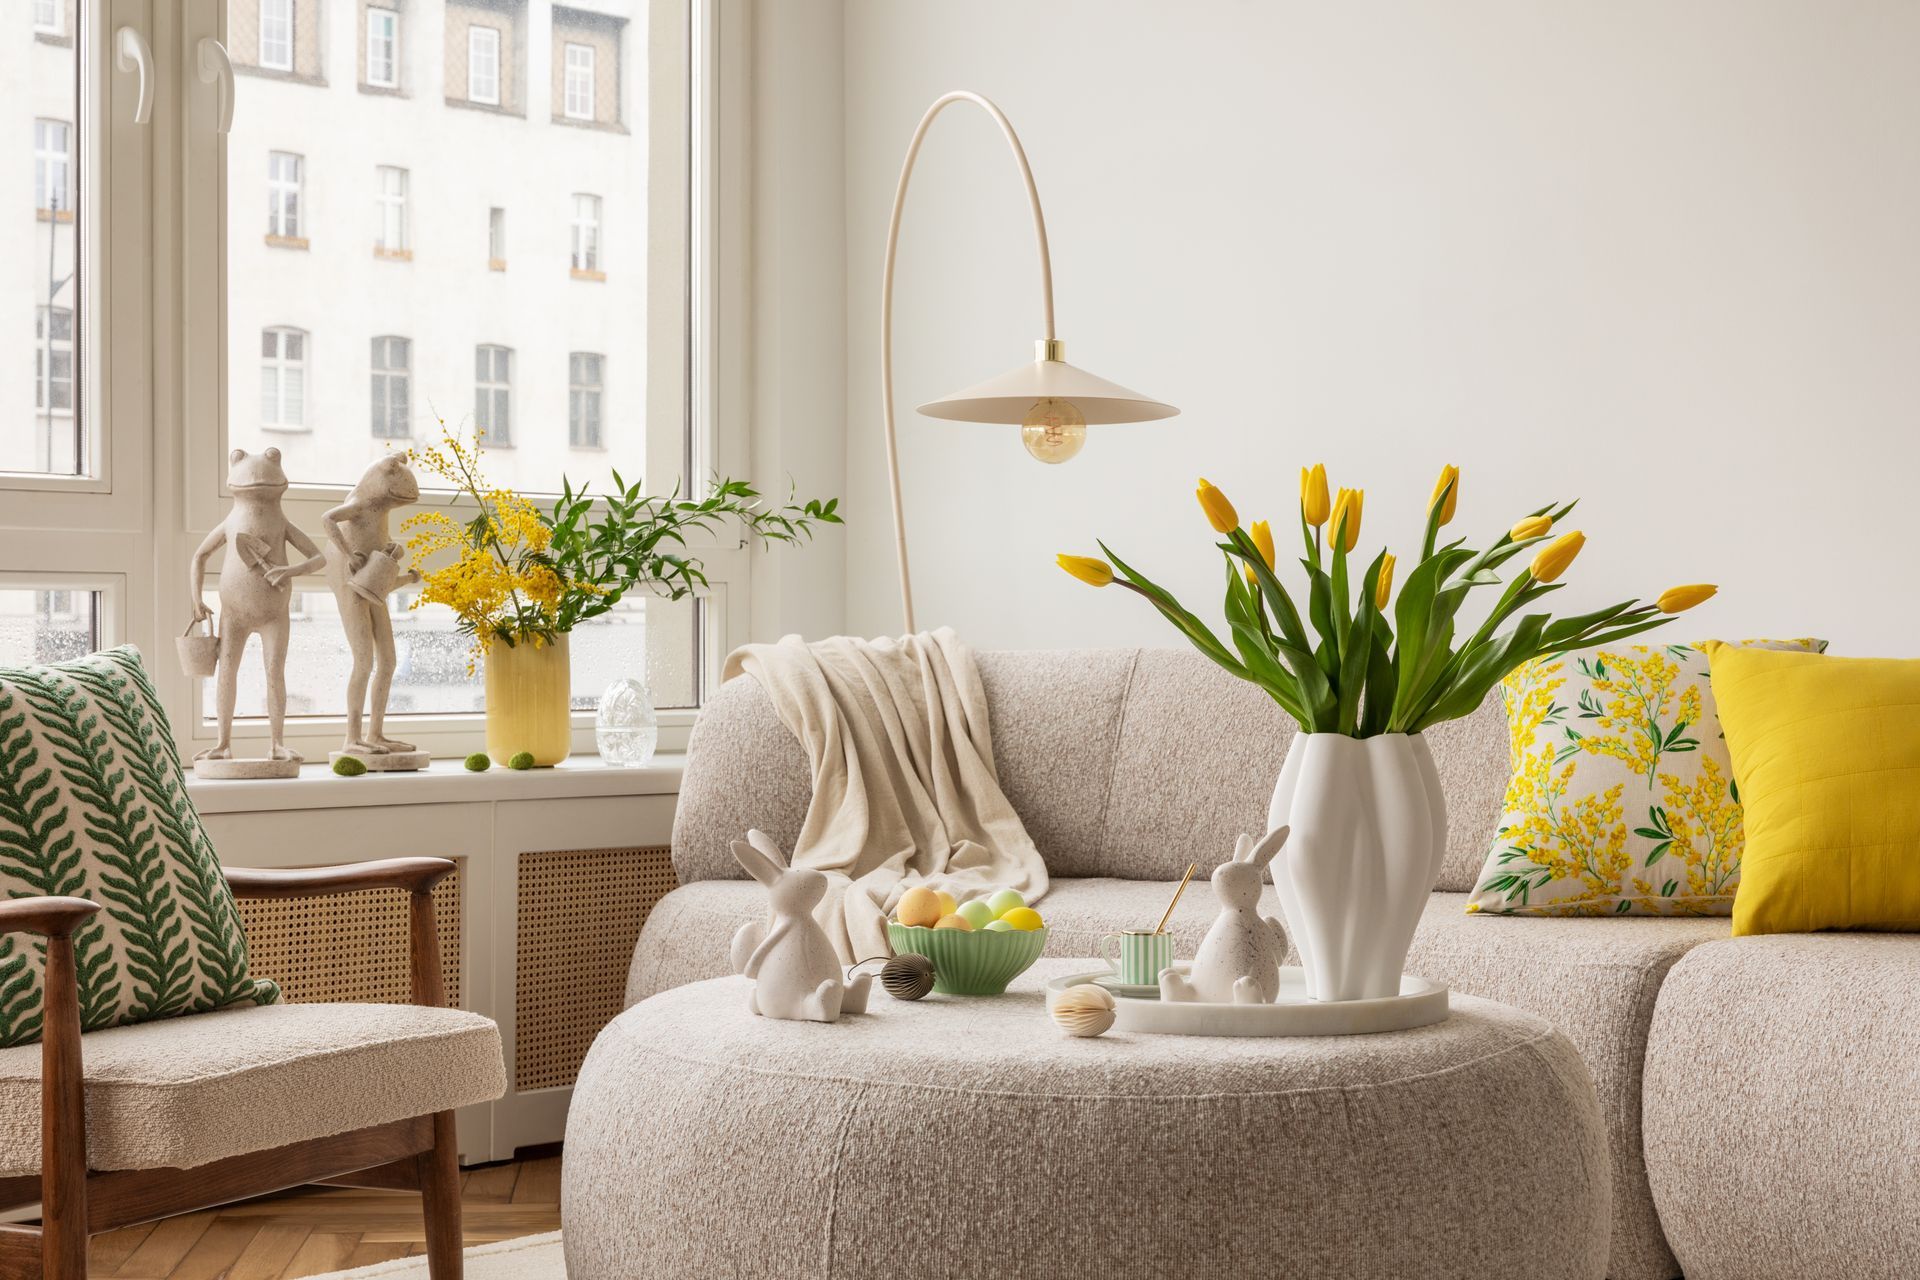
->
[563, 43, 595, 120]
[571, 193, 601, 271]
[34, 119, 71, 215]
[32, 0, 61, 36]
[488, 206, 506, 267]
[375, 165, 409, 253]
[475, 345, 512, 445]
[569, 353, 603, 448]
[260, 327, 307, 429]
[266, 151, 303, 238]
[35, 308, 74, 415]
[260, 0, 294, 71]
[366, 8, 399, 88]
[0, 589, 99, 668]
[468, 26, 501, 105]
[371, 336, 411, 438]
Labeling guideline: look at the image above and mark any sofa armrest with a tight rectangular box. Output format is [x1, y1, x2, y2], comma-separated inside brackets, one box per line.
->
[0, 895, 100, 939]
[222, 857, 456, 900]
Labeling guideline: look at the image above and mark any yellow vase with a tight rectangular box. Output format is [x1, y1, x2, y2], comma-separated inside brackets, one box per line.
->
[484, 633, 572, 766]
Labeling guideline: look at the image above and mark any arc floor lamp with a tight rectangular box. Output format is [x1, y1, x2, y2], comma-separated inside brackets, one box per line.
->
[880, 91, 1179, 632]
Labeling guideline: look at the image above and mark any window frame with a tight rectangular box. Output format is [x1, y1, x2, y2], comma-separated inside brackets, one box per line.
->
[374, 163, 409, 253]
[563, 42, 595, 120]
[33, 0, 64, 37]
[487, 205, 506, 266]
[366, 7, 400, 89]
[370, 334, 412, 439]
[266, 148, 302, 238]
[258, 0, 294, 72]
[474, 343, 514, 446]
[35, 307, 76, 417]
[468, 24, 501, 106]
[35, 118, 73, 215]
[568, 352, 604, 449]
[570, 192, 601, 271]
[259, 325, 309, 431]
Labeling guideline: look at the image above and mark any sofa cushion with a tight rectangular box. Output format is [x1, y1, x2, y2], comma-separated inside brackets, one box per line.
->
[1409, 894, 1728, 1280]
[0, 1001, 506, 1175]
[0, 647, 277, 1047]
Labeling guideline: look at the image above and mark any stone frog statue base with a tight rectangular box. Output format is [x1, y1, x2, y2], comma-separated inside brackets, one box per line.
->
[187, 447, 326, 779]
[322, 455, 429, 772]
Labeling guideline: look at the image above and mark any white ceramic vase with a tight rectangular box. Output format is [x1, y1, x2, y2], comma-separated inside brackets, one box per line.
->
[1266, 732, 1448, 1002]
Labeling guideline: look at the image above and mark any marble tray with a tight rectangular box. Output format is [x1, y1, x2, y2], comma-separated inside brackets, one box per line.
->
[1045, 965, 1449, 1037]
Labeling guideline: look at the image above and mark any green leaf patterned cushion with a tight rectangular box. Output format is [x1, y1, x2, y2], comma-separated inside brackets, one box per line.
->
[1464, 638, 1827, 918]
[0, 646, 276, 1046]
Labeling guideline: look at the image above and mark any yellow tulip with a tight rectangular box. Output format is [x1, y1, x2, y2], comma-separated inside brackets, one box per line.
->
[1657, 583, 1718, 614]
[1056, 554, 1113, 588]
[1375, 553, 1396, 611]
[1510, 515, 1553, 542]
[1300, 464, 1330, 527]
[1428, 465, 1460, 526]
[1530, 531, 1586, 583]
[1330, 488, 1364, 552]
[1196, 478, 1239, 534]
[1250, 520, 1276, 570]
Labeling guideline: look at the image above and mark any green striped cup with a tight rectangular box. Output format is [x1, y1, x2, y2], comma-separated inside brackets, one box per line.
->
[1101, 930, 1174, 987]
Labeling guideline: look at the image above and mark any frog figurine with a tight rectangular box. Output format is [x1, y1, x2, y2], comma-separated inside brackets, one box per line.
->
[186, 448, 327, 778]
[321, 455, 428, 771]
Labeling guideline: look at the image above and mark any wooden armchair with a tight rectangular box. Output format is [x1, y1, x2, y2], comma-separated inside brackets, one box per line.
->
[0, 858, 504, 1280]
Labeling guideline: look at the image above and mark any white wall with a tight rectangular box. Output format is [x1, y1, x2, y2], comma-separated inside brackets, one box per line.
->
[831, 0, 1920, 656]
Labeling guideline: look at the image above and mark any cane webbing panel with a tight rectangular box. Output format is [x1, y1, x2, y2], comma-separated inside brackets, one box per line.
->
[515, 846, 676, 1092]
[235, 866, 464, 1008]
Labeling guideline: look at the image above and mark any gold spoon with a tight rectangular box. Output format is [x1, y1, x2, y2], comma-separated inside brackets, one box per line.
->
[1153, 862, 1198, 935]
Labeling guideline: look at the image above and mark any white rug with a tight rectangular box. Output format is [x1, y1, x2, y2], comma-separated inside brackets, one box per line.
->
[306, 1231, 565, 1279]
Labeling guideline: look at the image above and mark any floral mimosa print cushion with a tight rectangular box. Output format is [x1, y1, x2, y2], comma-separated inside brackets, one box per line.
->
[1464, 638, 1827, 917]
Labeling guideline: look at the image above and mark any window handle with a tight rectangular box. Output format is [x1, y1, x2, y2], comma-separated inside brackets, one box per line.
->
[196, 37, 236, 135]
[114, 26, 155, 125]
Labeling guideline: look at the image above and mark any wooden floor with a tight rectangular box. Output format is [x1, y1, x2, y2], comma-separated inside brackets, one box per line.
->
[84, 1152, 561, 1279]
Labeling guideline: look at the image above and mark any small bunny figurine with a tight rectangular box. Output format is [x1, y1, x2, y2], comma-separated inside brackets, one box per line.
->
[728, 830, 873, 1022]
[1159, 826, 1290, 1005]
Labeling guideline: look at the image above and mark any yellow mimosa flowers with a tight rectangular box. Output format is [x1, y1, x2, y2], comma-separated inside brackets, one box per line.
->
[1196, 478, 1239, 534]
[1300, 464, 1331, 527]
[1375, 553, 1396, 610]
[1330, 488, 1364, 552]
[1428, 465, 1460, 526]
[1657, 583, 1718, 614]
[1530, 531, 1586, 583]
[1510, 515, 1553, 542]
[1057, 554, 1114, 588]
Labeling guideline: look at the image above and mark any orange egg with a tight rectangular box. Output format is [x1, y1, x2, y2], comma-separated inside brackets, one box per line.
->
[934, 913, 973, 931]
[896, 886, 944, 928]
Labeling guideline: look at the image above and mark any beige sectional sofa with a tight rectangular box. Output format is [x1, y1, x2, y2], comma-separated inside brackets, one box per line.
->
[625, 649, 1919, 1280]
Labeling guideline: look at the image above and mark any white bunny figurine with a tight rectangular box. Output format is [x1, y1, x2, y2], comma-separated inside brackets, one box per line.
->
[1159, 826, 1290, 1005]
[727, 829, 873, 1022]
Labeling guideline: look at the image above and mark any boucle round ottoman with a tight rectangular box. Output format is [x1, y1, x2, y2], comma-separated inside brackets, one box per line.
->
[563, 960, 1610, 1280]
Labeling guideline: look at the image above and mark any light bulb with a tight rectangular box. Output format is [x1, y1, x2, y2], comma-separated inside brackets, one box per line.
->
[1020, 398, 1086, 464]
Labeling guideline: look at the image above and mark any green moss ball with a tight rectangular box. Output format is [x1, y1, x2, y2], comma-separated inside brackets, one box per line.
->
[463, 752, 492, 772]
[507, 751, 536, 771]
[331, 756, 368, 777]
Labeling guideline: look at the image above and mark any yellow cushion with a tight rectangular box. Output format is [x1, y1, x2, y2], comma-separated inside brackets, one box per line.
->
[1705, 643, 1920, 936]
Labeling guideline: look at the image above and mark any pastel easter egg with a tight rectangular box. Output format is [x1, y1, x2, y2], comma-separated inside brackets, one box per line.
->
[985, 888, 1026, 918]
[934, 913, 973, 931]
[897, 886, 943, 928]
[999, 907, 1044, 932]
[955, 899, 995, 930]
[982, 919, 1015, 932]
[935, 891, 958, 917]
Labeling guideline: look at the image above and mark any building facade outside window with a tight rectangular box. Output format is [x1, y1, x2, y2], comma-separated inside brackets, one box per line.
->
[32, 0, 62, 36]
[468, 26, 501, 105]
[35, 308, 74, 414]
[375, 165, 409, 254]
[261, 327, 308, 429]
[260, 0, 295, 71]
[475, 344, 512, 444]
[267, 151, 303, 239]
[370, 335, 411, 438]
[568, 353, 603, 448]
[571, 193, 601, 272]
[34, 119, 71, 214]
[563, 43, 594, 120]
[488, 206, 506, 268]
[366, 8, 400, 88]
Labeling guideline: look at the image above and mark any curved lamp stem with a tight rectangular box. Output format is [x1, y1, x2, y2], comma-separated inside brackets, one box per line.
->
[881, 91, 1057, 635]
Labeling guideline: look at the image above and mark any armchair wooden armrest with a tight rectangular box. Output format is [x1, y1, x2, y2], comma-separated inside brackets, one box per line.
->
[222, 857, 456, 900]
[0, 896, 100, 939]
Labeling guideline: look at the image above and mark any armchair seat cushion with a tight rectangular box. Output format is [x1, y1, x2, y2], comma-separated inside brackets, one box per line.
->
[0, 1001, 505, 1175]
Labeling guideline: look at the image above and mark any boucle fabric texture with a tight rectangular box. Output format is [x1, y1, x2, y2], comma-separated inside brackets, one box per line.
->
[567, 965, 1610, 1280]
[671, 647, 1509, 890]
[0, 1001, 505, 1174]
[1465, 638, 1827, 918]
[0, 646, 277, 1047]
[1643, 936, 1920, 1280]
[721, 631, 1047, 963]
[1410, 893, 1727, 1280]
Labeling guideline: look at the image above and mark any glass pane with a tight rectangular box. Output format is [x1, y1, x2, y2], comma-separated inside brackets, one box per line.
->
[2, 20, 84, 475]
[200, 590, 692, 718]
[0, 589, 99, 667]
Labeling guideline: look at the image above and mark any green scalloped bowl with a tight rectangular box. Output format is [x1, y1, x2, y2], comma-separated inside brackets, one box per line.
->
[887, 923, 1048, 996]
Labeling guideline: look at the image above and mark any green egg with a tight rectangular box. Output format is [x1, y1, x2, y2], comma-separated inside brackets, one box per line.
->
[463, 752, 492, 772]
[985, 888, 1026, 918]
[331, 756, 367, 777]
[956, 899, 995, 930]
[508, 751, 536, 770]
[982, 918, 1015, 932]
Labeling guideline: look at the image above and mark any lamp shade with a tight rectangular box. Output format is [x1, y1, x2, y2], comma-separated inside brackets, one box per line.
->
[917, 354, 1178, 425]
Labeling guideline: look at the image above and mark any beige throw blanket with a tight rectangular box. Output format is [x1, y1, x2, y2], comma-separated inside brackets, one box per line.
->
[722, 629, 1048, 963]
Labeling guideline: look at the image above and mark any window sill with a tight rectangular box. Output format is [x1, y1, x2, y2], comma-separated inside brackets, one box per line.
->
[35, 209, 75, 224]
[570, 268, 607, 282]
[359, 83, 407, 98]
[234, 66, 327, 88]
[554, 116, 628, 135]
[374, 247, 414, 262]
[34, 31, 73, 48]
[265, 234, 310, 250]
[445, 98, 524, 119]
[489, 258, 507, 272]
[187, 750, 686, 815]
